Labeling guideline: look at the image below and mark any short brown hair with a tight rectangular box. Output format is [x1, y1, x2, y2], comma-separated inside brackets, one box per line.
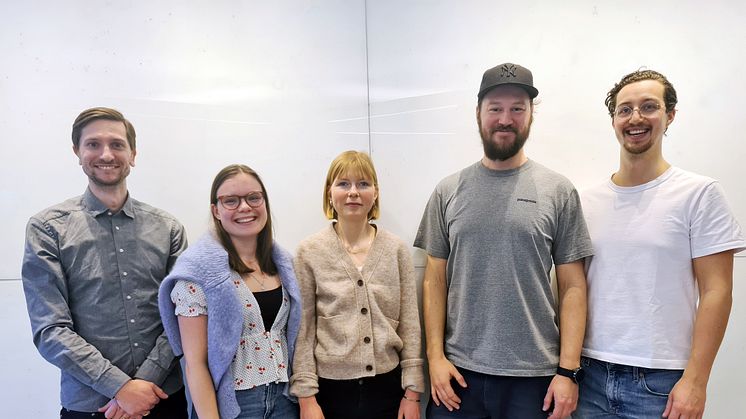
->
[323, 151, 380, 220]
[72, 107, 136, 150]
[210, 164, 276, 275]
[605, 70, 677, 117]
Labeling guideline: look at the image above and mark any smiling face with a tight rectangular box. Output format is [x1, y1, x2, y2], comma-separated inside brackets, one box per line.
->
[477, 85, 533, 162]
[74, 119, 136, 189]
[612, 79, 675, 156]
[329, 171, 378, 222]
[211, 172, 268, 243]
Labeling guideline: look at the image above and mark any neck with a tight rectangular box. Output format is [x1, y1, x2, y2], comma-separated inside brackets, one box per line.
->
[613, 149, 670, 187]
[232, 237, 259, 268]
[481, 150, 528, 171]
[335, 218, 373, 249]
[89, 181, 129, 212]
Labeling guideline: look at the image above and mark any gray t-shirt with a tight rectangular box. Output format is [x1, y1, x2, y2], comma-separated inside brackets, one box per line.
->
[414, 160, 592, 376]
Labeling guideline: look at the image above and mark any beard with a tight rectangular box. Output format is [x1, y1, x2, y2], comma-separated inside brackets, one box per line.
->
[478, 116, 531, 161]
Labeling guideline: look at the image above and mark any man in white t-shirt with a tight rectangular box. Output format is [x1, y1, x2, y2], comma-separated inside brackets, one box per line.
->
[577, 70, 746, 419]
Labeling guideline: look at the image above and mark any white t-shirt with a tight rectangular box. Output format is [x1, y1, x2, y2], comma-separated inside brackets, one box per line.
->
[581, 167, 745, 369]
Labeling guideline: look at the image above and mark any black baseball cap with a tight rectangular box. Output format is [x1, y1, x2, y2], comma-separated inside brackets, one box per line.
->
[478, 63, 539, 101]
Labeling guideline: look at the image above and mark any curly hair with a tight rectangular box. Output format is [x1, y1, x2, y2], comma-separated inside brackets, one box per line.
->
[605, 70, 677, 117]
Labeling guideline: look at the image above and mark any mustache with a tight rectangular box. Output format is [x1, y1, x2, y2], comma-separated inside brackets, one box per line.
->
[491, 125, 518, 134]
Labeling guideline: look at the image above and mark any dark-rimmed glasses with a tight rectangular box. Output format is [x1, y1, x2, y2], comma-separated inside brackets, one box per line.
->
[217, 192, 264, 210]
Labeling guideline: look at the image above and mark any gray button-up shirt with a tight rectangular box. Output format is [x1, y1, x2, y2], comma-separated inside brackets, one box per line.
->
[21, 188, 188, 412]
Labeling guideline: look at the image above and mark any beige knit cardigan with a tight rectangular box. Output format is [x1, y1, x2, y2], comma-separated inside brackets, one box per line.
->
[289, 224, 425, 397]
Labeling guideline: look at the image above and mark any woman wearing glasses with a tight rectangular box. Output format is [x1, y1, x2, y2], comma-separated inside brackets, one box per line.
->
[290, 151, 424, 419]
[159, 164, 301, 419]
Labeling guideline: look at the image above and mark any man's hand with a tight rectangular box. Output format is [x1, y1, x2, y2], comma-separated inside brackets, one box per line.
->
[428, 357, 467, 411]
[543, 375, 578, 419]
[114, 379, 167, 417]
[98, 398, 143, 419]
[662, 375, 706, 419]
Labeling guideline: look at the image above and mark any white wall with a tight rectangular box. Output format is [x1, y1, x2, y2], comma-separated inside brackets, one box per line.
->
[2, 1, 744, 417]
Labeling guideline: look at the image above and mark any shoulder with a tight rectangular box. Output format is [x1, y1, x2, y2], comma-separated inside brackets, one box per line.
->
[667, 167, 717, 190]
[168, 234, 230, 284]
[525, 160, 576, 191]
[27, 196, 85, 236]
[296, 225, 336, 255]
[436, 163, 478, 192]
[129, 198, 184, 228]
[375, 227, 407, 250]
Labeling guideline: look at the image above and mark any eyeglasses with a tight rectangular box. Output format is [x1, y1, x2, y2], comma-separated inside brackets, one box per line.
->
[614, 101, 662, 119]
[217, 192, 264, 210]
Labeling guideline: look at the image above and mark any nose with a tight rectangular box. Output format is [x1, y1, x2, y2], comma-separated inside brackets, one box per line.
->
[348, 185, 359, 196]
[497, 111, 513, 125]
[100, 145, 114, 160]
[629, 108, 645, 122]
[237, 197, 252, 211]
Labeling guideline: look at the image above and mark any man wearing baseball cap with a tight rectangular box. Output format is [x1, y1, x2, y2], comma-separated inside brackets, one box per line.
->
[414, 63, 592, 418]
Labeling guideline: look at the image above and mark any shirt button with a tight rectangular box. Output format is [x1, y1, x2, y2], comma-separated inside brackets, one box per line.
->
[133, 342, 139, 347]
[357, 280, 363, 286]
[126, 295, 132, 300]
[108, 212, 113, 216]
[365, 365, 373, 371]
[119, 249, 124, 253]
[130, 319, 135, 323]
[360, 308, 368, 315]
[363, 336, 371, 343]
[123, 272, 128, 276]
[115, 226, 120, 230]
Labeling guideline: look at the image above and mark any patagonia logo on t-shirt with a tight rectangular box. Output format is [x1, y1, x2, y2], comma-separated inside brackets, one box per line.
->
[517, 198, 537, 203]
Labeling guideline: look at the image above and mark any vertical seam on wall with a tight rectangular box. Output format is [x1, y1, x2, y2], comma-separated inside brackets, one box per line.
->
[364, 0, 372, 156]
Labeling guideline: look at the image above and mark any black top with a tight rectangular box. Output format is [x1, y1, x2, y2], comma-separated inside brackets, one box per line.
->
[254, 286, 283, 331]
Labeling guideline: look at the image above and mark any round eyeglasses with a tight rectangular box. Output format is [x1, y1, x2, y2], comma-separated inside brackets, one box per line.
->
[217, 192, 264, 210]
[614, 101, 662, 120]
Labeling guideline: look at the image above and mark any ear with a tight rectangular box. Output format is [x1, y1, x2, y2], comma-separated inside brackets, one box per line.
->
[72, 145, 81, 165]
[211, 204, 220, 221]
[666, 109, 676, 127]
[129, 148, 137, 167]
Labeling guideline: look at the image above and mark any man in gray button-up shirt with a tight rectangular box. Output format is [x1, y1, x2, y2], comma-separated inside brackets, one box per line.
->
[21, 107, 188, 419]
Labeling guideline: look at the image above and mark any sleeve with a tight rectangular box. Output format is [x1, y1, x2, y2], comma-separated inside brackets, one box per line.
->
[690, 182, 746, 258]
[552, 188, 594, 265]
[413, 185, 451, 259]
[395, 242, 425, 393]
[21, 217, 131, 398]
[288, 244, 321, 398]
[134, 220, 189, 385]
[171, 280, 208, 317]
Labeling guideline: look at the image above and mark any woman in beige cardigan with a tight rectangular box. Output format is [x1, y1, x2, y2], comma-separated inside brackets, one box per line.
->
[290, 151, 424, 419]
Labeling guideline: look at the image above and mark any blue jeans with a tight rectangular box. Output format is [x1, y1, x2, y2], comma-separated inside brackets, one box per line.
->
[234, 382, 298, 419]
[426, 367, 553, 419]
[576, 356, 683, 418]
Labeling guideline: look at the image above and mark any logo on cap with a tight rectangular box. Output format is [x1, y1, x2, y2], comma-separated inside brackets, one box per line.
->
[500, 64, 517, 78]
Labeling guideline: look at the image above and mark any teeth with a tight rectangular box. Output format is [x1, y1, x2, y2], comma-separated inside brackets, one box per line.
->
[627, 128, 648, 135]
[235, 217, 256, 223]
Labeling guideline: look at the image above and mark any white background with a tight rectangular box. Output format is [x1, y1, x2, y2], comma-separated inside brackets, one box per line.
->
[1, 1, 744, 417]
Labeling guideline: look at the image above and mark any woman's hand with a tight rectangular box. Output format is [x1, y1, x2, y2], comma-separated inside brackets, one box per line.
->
[397, 389, 422, 419]
[299, 395, 325, 419]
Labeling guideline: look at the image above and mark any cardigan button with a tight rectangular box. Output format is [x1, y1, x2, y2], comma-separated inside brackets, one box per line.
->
[364, 336, 371, 343]
[357, 279, 364, 286]
[360, 307, 368, 315]
[366, 365, 373, 371]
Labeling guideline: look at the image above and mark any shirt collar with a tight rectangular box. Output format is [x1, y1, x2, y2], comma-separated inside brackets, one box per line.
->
[83, 187, 135, 219]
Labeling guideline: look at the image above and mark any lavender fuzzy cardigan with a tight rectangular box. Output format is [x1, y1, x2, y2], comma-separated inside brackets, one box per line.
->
[158, 234, 301, 419]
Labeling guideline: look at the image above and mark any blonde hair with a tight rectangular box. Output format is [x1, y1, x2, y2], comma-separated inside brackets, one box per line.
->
[323, 150, 380, 220]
